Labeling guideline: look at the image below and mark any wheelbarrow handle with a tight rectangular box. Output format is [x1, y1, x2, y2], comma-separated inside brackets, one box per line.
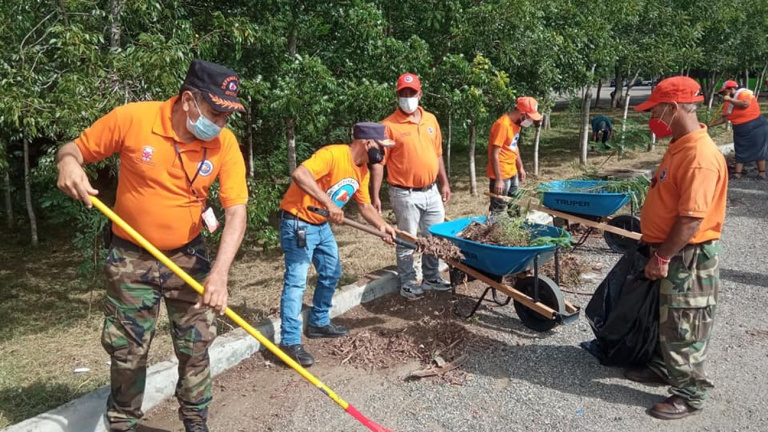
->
[307, 206, 418, 250]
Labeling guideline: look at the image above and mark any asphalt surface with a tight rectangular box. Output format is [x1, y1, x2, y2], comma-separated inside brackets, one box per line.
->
[141, 176, 768, 432]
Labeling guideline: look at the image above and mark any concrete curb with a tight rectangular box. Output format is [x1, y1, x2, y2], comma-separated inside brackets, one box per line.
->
[4, 267, 401, 432]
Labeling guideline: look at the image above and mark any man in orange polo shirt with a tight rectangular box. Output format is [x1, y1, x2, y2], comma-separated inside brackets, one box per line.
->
[371, 73, 452, 300]
[627, 76, 727, 420]
[56, 60, 248, 432]
[487, 97, 540, 213]
[710, 80, 767, 181]
[278, 123, 396, 366]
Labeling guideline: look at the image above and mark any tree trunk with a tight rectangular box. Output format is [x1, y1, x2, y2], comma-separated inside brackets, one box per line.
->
[244, 107, 254, 178]
[543, 112, 551, 130]
[593, 78, 603, 109]
[744, 68, 750, 90]
[648, 133, 656, 152]
[624, 69, 640, 102]
[707, 71, 720, 114]
[755, 63, 767, 102]
[446, 111, 452, 178]
[533, 120, 542, 177]
[285, 116, 297, 174]
[23, 139, 37, 247]
[109, 0, 122, 49]
[57, 0, 69, 25]
[612, 66, 624, 109]
[3, 168, 12, 230]
[621, 95, 631, 143]
[579, 65, 596, 165]
[468, 119, 477, 196]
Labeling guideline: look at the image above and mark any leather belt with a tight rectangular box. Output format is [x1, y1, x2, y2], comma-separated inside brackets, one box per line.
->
[279, 210, 326, 226]
[391, 183, 435, 192]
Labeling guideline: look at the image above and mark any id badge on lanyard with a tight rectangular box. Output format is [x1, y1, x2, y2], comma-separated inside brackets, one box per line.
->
[175, 143, 219, 232]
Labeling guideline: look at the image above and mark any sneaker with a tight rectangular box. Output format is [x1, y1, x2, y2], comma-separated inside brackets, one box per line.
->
[280, 344, 315, 367]
[400, 283, 424, 301]
[306, 323, 349, 339]
[182, 417, 209, 432]
[422, 277, 452, 292]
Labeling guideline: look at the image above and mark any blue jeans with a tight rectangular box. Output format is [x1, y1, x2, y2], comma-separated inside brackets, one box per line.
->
[279, 217, 342, 347]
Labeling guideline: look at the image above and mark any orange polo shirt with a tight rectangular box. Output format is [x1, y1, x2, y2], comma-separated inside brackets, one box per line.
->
[640, 125, 727, 244]
[486, 114, 521, 180]
[381, 107, 442, 188]
[280, 144, 371, 225]
[74, 96, 248, 250]
[723, 89, 761, 125]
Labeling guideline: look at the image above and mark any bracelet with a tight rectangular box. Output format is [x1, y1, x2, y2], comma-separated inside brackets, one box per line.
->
[655, 252, 671, 266]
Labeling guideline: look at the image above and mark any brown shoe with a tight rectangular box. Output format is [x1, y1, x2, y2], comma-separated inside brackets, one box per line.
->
[624, 366, 667, 386]
[648, 395, 700, 420]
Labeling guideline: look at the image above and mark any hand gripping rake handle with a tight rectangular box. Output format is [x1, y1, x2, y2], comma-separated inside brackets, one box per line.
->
[90, 197, 395, 432]
[307, 206, 418, 250]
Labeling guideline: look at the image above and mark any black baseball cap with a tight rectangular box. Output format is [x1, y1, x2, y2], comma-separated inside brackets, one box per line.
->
[182, 59, 246, 113]
[352, 122, 395, 147]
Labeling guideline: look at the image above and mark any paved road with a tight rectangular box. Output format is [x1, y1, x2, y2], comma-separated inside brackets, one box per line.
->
[140, 179, 768, 432]
[555, 86, 653, 109]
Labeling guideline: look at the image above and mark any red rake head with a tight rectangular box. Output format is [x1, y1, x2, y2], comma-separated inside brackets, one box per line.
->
[346, 404, 396, 432]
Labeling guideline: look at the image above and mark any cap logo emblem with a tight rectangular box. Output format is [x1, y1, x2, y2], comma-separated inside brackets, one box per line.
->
[404, 75, 414, 83]
[222, 76, 239, 96]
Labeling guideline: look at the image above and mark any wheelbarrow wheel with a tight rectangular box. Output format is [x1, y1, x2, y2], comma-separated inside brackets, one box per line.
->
[603, 214, 641, 254]
[512, 275, 565, 332]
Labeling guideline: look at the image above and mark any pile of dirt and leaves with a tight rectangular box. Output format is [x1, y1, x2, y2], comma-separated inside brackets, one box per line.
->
[416, 237, 464, 261]
[325, 317, 477, 384]
[459, 214, 571, 248]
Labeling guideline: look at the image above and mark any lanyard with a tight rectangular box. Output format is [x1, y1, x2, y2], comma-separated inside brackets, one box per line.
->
[174, 143, 208, 189]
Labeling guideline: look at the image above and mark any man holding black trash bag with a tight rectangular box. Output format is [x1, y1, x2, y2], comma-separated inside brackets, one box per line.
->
[628, 76, 728, 420]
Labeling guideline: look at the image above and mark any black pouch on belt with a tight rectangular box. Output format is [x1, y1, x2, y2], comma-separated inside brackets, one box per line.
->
[296, 226, 307, 248]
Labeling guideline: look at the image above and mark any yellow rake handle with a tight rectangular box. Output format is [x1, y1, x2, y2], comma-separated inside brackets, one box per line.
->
[89, 196, 349, 409]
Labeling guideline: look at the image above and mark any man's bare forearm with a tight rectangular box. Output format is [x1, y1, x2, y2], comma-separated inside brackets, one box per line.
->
[56, 142, 85, 166]
[211, 204, 247, 277]
[656, 216, 703, 259]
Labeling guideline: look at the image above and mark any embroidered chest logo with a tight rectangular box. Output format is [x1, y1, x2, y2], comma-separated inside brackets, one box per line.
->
[659, 167, 668, 183]
[141, 146, 155, 162]
[327, 178, 359, 207]
[198, 160, 214, 177]
[427, 127, 435, 135]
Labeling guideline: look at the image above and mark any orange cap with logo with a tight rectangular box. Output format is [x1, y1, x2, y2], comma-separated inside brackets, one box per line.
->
[396, 73, 422, 92]
[635, 76, 704, 111]
[515, 96, 542, 121]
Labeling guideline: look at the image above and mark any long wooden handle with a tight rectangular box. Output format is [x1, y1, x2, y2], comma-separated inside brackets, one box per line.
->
[307, 206, 418, 250]
[484, 191, 511, 202]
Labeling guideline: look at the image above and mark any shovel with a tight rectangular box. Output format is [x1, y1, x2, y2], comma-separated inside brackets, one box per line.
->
[89, 196, 395, 432]
[307, 206, 418, 250]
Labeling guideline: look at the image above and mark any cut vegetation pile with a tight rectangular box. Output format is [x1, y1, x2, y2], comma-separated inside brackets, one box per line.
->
[416, 237, 464, 261]
[459, 214, 571, 248]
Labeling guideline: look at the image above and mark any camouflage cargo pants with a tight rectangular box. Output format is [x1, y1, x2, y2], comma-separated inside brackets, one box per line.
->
[102, 236, 216, 431]
[648, 241, 720, 410]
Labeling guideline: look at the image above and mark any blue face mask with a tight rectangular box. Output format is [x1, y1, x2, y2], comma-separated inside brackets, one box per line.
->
[186, 97, 222, 141]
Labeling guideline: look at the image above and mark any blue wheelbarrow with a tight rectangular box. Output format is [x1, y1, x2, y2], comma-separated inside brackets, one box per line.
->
[487, 180, 642, 253]
[427, 216, 580, 332]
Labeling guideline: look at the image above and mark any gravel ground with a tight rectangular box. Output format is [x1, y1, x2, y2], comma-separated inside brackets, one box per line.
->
[141, 179, 768, 432]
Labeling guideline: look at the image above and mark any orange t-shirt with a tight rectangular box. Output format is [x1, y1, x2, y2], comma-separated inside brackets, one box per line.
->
[74, 96, 248, 250]
[381, 107, 442, 188]
[486, 114, 521, 179]
[280, 144, 371, 224]
[723, 89, 761, 125]
[640, 125, 728, 244]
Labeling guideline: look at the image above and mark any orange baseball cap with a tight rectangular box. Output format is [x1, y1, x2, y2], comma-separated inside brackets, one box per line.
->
[396, 73, 422, 92]
[718, 80, 739, 93]
[515, 96, 542, 121]
[635, 76, 704, 111]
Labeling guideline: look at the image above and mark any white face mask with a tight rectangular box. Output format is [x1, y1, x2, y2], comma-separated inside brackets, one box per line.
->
[398, 97, 419, 114]
[520, 118, 534, 128]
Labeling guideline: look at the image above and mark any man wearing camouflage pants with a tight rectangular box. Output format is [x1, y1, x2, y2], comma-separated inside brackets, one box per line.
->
[55, 60, 248, 432]
[628, 76, 728, 419]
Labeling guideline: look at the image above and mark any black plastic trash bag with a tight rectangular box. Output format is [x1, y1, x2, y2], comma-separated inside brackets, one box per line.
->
[581, 246, 659, 367]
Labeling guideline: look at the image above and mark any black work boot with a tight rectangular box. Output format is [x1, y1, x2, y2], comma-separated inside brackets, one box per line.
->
[306, 323, 350, 339]
[179, 409, 209, 432]
[281, 344, 315, 367]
